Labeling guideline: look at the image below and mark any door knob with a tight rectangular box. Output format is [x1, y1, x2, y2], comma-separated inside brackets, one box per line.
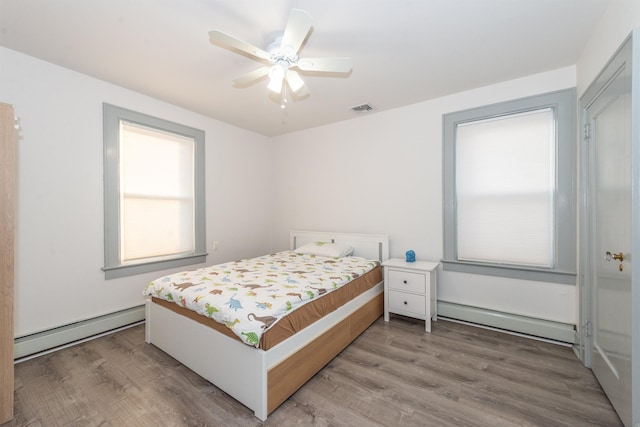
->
[605, 251, 625, 262]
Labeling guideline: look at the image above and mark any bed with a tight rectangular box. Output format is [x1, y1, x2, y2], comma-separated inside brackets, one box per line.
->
[144, 230, 389, 420]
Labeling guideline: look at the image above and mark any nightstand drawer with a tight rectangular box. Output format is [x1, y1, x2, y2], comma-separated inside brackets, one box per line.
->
[388, 290, 426, 317]
[387, 270, 426, 293]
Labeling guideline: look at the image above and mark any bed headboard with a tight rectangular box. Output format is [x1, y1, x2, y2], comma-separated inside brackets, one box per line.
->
[289, 230, 389, 262]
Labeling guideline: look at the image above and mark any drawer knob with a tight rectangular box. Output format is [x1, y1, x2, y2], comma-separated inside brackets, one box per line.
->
[403, 301, 408, 305]
[403, 280, 407, 284]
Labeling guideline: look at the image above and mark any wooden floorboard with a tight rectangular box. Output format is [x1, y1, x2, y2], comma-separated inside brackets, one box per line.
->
[4, 315, 622, 427]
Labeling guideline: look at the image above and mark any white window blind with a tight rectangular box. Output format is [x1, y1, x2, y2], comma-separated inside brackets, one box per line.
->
[119, 121, 195, 262]
[455, 108, 555, 268]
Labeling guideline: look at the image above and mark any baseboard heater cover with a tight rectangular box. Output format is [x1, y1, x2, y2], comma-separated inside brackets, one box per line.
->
[437, 301, 575, 344]
[14, 305, 145, 360]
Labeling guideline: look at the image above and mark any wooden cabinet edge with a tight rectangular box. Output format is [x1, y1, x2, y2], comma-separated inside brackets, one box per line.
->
[0, 102, 16, 424]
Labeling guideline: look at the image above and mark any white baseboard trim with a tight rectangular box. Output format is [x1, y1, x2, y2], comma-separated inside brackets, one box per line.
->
[14, 305, 145, 360]
[437, 301, 575, 344]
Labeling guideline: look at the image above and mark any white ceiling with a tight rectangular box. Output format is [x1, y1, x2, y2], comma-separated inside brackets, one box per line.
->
[0, 0, 610, 137]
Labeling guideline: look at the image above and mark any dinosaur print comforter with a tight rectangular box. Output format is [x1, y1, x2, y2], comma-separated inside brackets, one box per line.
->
[143, 251, 380, 347]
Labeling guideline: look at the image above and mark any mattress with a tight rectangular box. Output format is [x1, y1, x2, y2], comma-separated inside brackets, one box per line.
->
[145, 251, 382, 350]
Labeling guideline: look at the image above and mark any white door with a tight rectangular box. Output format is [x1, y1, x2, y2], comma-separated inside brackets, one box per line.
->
[584, 37, 633, 426]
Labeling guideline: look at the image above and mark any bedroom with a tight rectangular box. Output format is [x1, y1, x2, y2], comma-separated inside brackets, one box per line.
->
[0, 0, 638, 425]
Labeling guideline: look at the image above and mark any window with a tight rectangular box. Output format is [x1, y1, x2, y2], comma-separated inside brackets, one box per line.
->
[103, 104, 206, 279]
[442, 89, 576, 284]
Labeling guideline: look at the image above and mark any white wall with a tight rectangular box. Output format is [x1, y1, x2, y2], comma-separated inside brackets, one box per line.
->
[8, 0, 636, 337]
[577, 0, 640, 97]
[0, 47, 273, 337]
[272, 66, 577, 324]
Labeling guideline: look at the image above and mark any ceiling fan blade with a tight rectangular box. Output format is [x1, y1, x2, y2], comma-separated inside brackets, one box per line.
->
[209, 30, 271, 61]
[232, 66, 270, 86]
[297, 57, 352, 73]
[280, 9, 313, 56]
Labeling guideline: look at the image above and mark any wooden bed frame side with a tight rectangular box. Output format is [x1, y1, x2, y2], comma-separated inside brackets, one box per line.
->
[266, 290, 383, 412]
[145, 231, 389, 420]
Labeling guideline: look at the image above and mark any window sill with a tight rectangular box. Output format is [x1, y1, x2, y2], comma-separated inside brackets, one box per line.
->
[441, 260, 576, 285]
[103, 252, 208, 280]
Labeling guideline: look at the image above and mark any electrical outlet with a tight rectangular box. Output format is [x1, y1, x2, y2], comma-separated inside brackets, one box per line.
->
[212, 241, 219, 251]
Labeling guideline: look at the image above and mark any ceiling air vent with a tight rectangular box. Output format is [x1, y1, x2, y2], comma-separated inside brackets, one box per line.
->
[350, 103, 375, 112]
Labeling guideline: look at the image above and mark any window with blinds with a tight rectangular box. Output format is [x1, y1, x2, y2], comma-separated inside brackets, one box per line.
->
[119, 122, 195, 262]
[103, 104, 206, 279]
[442, 89, 576, 284]
[455, 108, 555, 268]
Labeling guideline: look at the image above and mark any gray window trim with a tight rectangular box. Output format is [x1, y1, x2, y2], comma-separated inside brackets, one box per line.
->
[103, 103, 206, 279]
[442, 88, 577, 285]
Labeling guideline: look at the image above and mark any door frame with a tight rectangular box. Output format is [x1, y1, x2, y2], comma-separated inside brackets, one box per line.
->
[578, 30, 640, 426]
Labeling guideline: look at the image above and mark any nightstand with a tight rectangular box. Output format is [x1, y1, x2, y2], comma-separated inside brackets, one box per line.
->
[382, 258, 439, 332]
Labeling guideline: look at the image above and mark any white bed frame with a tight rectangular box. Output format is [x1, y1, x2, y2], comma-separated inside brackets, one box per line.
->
[145, 230, 389, 420]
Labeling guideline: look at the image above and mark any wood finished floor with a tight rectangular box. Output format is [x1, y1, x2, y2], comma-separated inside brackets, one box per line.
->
[5, 316, 621, 427]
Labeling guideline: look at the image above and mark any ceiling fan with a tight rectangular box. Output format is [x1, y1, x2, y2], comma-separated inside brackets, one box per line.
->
[209, 9, 352, 107]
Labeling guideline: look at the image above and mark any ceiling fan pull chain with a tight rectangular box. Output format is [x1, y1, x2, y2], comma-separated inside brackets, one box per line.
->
[281, 84, 288, 109]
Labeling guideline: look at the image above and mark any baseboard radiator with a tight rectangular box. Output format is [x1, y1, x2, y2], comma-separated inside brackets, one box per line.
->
[437, 301, 575, 344]
[14, 302, 573, 359]
[14, 305, 145, 360]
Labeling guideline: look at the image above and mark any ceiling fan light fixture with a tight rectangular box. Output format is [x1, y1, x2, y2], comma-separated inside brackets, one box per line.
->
[267, 64, 285, 93]
[286, 70, 304, 93]
[209, 8, 352, 105]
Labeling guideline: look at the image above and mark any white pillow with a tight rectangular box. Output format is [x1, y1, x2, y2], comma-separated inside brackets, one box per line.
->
[294, 241, 354, 258]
